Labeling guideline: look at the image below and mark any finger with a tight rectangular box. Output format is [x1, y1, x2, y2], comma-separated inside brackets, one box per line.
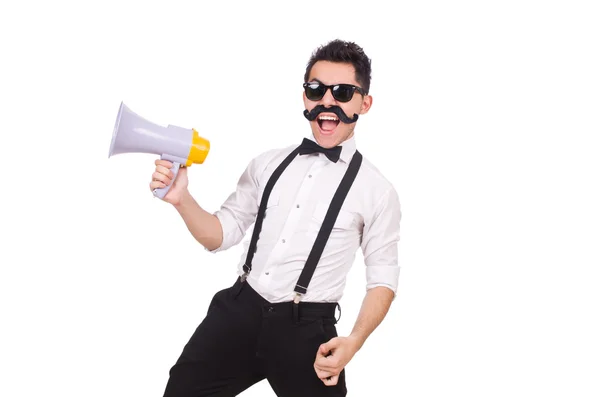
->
[320, 338, 339, 355]
[152, 171, 171, 185]
[314, 366, 336, 379]
[314, 356, 335, 369]
[322, 375, 339, 386]
[316, 345, 331, 359]
[155, 165, 174, 178]
[155, 159, 173, 168]
[149, 180, 166, 190]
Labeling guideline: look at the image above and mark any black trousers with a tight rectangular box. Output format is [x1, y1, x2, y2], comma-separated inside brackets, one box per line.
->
[162, 277, 347, 397]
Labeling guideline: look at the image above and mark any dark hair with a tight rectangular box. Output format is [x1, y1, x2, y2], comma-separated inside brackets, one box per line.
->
[304, 39, 372, 94]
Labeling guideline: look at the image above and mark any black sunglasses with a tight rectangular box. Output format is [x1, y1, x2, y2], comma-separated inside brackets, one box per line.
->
[303, 81, 366, 103]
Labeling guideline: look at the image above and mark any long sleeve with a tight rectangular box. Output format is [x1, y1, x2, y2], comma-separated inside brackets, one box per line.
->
[360, 186, 402, 295]
[208, 156, 262, 253]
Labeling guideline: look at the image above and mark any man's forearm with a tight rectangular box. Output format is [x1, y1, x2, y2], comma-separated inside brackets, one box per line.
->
[172, 191, 223, 251]
[348, 286, 395, 351]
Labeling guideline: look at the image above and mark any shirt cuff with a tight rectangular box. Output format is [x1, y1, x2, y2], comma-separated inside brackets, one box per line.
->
[204, 210, 233, 253]
[366, 264, 400, 297]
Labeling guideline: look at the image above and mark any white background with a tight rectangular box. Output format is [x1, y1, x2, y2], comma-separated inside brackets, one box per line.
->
[1, 0, 599, 396]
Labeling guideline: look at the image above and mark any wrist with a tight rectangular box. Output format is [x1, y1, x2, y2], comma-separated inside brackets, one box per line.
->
[172, 189, 192, 209]
[347, 333, 365, 352]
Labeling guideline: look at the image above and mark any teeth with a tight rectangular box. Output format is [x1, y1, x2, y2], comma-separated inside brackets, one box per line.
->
[318, 116, 338, 121]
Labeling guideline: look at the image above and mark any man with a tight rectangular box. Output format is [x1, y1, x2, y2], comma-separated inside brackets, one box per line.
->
[150, 39, 401, 397]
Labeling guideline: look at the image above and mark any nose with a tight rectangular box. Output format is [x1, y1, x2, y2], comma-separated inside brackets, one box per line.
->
[320, 87, 337, 107]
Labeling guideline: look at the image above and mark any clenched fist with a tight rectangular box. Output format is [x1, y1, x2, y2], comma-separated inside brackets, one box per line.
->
[149, 159, 188, 205]
[314, 336, 360, 386]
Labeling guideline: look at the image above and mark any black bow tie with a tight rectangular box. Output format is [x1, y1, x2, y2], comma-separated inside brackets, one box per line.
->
[298, 138, 342, 163]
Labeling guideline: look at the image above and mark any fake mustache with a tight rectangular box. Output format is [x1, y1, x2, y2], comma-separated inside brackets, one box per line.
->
[303, 105, 359, 124]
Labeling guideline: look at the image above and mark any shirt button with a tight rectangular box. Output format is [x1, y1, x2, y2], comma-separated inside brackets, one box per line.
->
[282, 239, 286, 243]
[308, 174, 312, 178]
[265, 271, 270, 275]
[296, 204, 300, 208]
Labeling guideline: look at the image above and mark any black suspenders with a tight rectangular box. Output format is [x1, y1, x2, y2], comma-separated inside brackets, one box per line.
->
[240, 144, 363, 303]
[242, 147, 301, 276]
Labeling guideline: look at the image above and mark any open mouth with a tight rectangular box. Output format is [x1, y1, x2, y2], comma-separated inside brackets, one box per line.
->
[317, 114, 340, 134]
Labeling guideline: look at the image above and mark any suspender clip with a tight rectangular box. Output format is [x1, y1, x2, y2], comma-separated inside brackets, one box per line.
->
[293, 292, 302, 304]
[292, 293, 302, 323]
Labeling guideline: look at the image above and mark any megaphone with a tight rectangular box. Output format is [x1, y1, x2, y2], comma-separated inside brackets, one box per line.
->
[108, 102, 210, 199]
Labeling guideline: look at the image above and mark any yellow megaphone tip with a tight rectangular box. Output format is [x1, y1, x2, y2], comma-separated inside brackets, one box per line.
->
[186, 128, 210, 166]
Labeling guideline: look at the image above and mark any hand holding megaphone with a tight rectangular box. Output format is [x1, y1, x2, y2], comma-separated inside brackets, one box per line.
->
[149, 158, 189, 203]
[108, 102, 210, 199]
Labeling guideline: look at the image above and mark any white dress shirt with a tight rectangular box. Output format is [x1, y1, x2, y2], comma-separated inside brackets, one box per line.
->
[209, 134, 401, 303]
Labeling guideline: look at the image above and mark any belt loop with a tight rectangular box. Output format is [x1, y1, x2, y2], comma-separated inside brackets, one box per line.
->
[335, 302, 341, 324]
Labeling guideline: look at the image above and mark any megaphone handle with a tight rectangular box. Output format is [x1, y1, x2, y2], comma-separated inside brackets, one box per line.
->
[152, 162, 180, 199]
[152, 154, 186, 199]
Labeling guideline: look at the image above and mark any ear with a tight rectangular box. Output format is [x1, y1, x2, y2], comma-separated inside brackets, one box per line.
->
[360, 94, 373, 115]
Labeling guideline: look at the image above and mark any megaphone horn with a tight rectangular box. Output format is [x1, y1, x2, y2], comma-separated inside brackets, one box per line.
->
[108, 102, 210, 199]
